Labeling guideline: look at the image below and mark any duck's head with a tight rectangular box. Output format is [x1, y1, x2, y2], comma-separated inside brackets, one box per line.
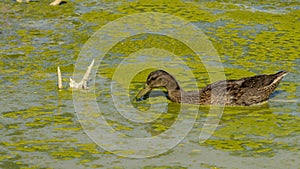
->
[135, 70, 180, 101]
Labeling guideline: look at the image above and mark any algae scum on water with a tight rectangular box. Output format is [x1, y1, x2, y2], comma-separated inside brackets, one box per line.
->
[0, 0, 299, 168]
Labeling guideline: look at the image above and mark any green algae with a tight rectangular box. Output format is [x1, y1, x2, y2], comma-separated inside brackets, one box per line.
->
[210, 8, 300, 74]
[77, 143, 100, 154]
[96, 33, 210, 90]
[1, 139, 79, 160]
[1, 106, 80, 129]
[116, 0, 218, 22]
[202, 107, 300, 156]
[51, 147, 84, 159]
[143, 166, 187, 169]
[1, 0, 300, 168]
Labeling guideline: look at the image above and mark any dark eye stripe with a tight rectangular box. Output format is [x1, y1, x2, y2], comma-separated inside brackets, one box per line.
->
[147, 75, 157, 84]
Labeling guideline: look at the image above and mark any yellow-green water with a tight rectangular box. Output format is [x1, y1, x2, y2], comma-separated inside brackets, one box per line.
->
[1, 0, 299, 168]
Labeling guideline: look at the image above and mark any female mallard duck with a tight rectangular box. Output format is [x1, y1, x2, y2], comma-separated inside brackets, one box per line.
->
[135, 70, 288, 106]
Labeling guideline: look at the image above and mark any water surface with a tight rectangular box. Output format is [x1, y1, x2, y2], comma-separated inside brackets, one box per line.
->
[1, 1, 299, 168]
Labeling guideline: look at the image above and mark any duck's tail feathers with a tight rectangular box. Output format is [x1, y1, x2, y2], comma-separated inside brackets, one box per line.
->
[272, 70, 288, 85]
[275, 70, 288, 77]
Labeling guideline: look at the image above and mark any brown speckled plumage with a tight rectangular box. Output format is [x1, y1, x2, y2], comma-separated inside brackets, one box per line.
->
[135, 70, 288, 106]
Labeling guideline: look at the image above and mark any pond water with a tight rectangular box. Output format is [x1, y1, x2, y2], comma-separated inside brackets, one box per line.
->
[1, 0, 300, 168]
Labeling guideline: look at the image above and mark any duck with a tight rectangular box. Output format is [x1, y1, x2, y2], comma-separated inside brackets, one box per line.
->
[135, 70, 288, 106]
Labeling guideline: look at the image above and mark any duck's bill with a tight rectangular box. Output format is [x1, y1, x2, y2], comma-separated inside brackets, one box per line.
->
[135, 86, 152, 101]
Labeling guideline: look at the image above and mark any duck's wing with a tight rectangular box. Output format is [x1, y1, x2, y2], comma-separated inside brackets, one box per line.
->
[199, 71, 288, 105]
[231, 71, 287, 105]
[238, 70, 288, 89]
[199, 79, 237, 105]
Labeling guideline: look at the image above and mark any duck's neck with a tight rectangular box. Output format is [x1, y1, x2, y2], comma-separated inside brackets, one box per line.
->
[164, 77, 204, 104]
[164, 77, 183, 103]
